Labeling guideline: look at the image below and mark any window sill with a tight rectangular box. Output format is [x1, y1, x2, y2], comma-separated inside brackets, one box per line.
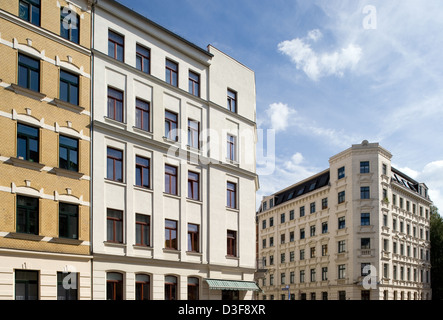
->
[4, 232, 44, 242]
[162, 136, 179, 144]
[50, 98, 85, 114]
[105, 178, 126, 187]
[225, 158, 239, 166]
[52, 167, 84, 179]
[163, 248, 179, 253]
[225, 255, 239, 260]
[9, 157, 45, 171]
[132, 126, 153, 138]
[133, 185, 153, 193]
[104, 241, 126, 248]
[133, 244, 152, 250]
[104, 117, 127, 129]
[226, 206, 239, 213]
[164, 192, 180, 199]
[49, 237, 83, 246]
[186, 250, 202, 256]
[8, 84, 46, 101]
[186, 197, 202, 204]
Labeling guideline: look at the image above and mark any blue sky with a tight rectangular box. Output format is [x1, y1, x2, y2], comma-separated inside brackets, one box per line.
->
[118, 0, 443, 212]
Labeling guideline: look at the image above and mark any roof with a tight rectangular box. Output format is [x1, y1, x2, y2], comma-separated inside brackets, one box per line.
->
[273, 170, 330, 207]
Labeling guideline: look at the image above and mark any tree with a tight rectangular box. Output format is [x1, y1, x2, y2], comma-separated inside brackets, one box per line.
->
[430, 205, 443, 300]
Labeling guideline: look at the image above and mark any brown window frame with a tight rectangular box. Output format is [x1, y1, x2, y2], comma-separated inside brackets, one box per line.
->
[107, 87, 124, 122]
[165, 110, 178, 141]
[188, 71, 200, 97]
[165, 275, 177, 300]
[106, 147, 123, 182]
[135, 214, 150, 247]
[135, 155, 150, 189]
[107, 209, 123, 243]
[165, 59, 178, 87]
[187, 119, 200, 149]
[187, 277, 199, 300]
[227, 134, 236, 161]
[106, 272, 123, 300]
[187, 171, 200, 201]
[165, 164, 178, 195]
[165, 219, 178, 250]
[136, 44, 150, 74]
[108, 30, 124, 62]
[227, 89, 237, 113]
[187, 223, 199, 252]
[227, 182, 237, 209]
[227, 230, 237, 257]
[135, 98, 150, 132]
[135, 274, 150, 300]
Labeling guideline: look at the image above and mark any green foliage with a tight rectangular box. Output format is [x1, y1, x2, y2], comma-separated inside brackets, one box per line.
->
[430, 206, 443, 300]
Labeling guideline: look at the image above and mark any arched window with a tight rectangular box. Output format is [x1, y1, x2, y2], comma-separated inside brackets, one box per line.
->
[107, 272, 123, 300]
[187, 277, 199, 300]
[165, 275, 177, 300]
[135, 274, 150, 300]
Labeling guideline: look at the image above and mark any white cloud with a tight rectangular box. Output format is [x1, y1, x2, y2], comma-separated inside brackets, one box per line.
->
[265, 102, 296, 132]
[277, 29, 362, 81]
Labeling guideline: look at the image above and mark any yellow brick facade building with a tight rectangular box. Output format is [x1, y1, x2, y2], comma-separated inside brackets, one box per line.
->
[0, 0, 91, 299]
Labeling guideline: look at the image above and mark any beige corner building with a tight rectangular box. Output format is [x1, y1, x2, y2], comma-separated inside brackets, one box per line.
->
[0, 0, 92, 299]
[257, 141, 432, 300]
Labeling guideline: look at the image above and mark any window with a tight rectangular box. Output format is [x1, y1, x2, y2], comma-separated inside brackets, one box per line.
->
[107, 209, 123, 243]
[135, 274, 150, 300]
[322, 222, 328, 234]
[300, 228, 305, 239]
[57, 272, 78, 300]
[300, 249, 305, 260]
[290, 210, 294, 220]
[135, 156, 150, 188]
[165, 110, 178, 141]
[188, 119, 199, 149]
[338, 265, 346, 279]
[19, 0, 40, 26]
[361, 186, 370, 199]
[136, 44, 150, 74]
[17, 123, 39, 162]
[187, 171, 200, 200]
[227, 182, 237, 209]
[135, 214, 150, 246]
[107, 147, 123, 182]
[15, 270, 38, 300]
[338, 216, 346, 229]
[338, 166, 345, 179]
[107, 87, 124, 122]
[310, 247, 316, 258]
[281, 213, 285, 224]
[338, 240, 346, 253]
[270, 217, 274, 227]
[18, 53, 40, 92]
[227, 134, 236, 161]
[135, 99, 150, 131]
[59, 202, 78, 239]
[165, 165, 178, 195]
[360, 161, 370, 173]
[188, 224, 199, 252]
[281, 253, 285, 263]
[280, 234, 285, 244]
[322, 244, 328, 256]
[322, 198, 328, 209]
[165, 219, 178, 250]
[300, 206, 305, 217]
[227, 230, 237, 256]
[227, 89, 237, 112]
[107, 272, 123, 300]
[310, 202, 315, 213]
[188, 71, 200, 96]
[165, 59, 178, 86]
[60, 7, 79, 44]
[59, 135, 78, 172]
[310, 225, 316, 237]
[290, 231, 294, 242]
[16, 196, 38, 235]
[262, 220, 266, 229]
[108, 30, 124, 61]
[300, 270, 305, 283]
[361, 238, 371, 249]
[338, 191, 345, 204]
[188, 277, 199, 300]
[60, 70, 79, 105]
[361, 212, 370, 226]
[310, 269, 316, 282]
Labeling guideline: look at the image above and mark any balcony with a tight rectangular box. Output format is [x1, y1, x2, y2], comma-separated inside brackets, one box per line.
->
[358, 248, 374, 257]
